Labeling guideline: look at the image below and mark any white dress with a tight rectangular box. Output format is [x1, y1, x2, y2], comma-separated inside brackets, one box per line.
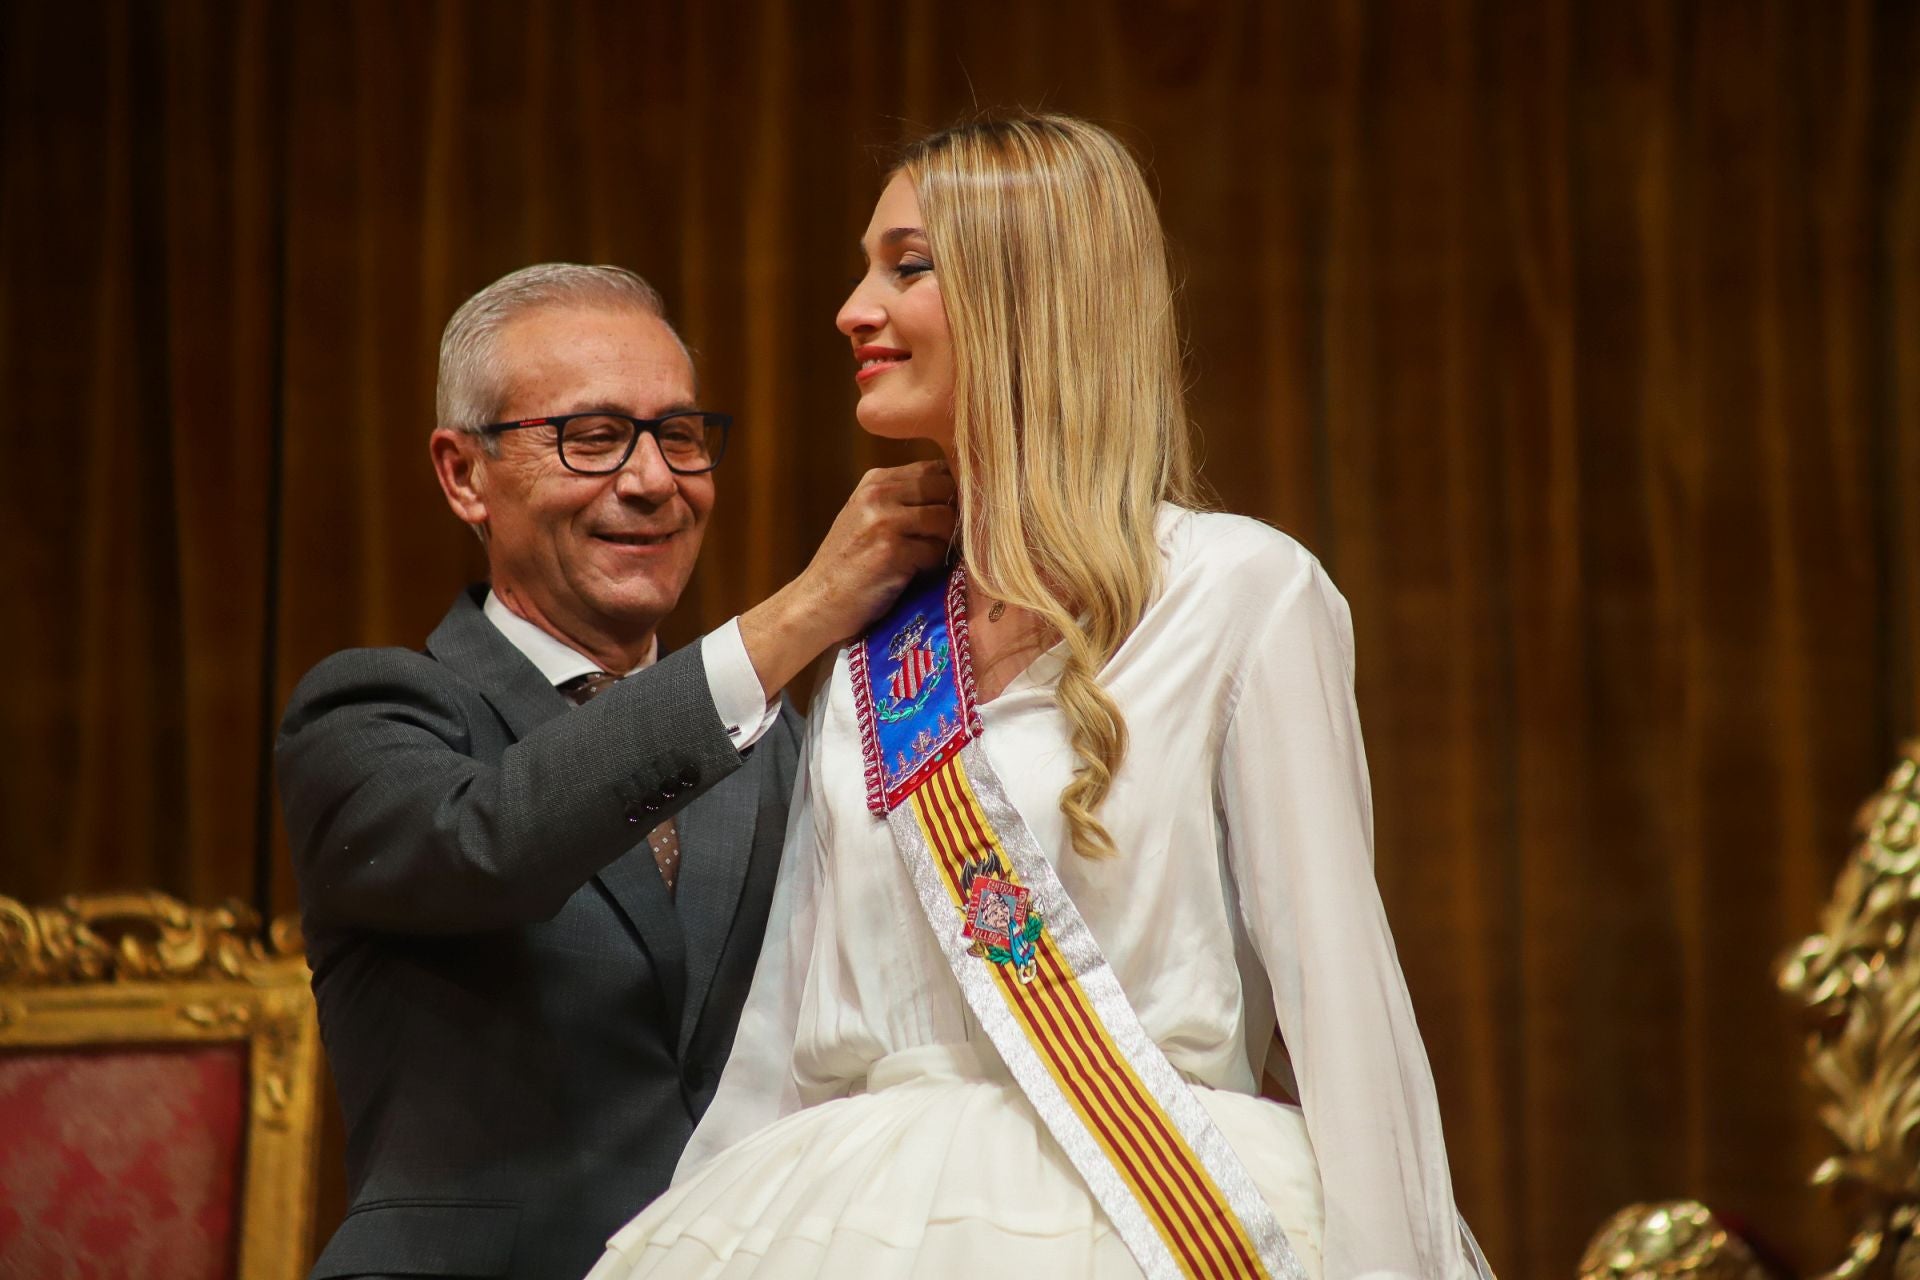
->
[589, 509, 1488, 1280]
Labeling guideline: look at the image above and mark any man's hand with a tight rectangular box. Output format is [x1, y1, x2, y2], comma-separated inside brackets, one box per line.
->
[740, 461, 957, 697]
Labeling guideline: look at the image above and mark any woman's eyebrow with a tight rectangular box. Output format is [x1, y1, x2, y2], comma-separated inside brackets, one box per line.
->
[856, 226, 929, 264]
[859, 227, 927, 258]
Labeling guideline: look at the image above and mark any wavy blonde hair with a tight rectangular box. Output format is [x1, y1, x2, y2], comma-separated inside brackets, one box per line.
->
[900, 114, 1201, 860]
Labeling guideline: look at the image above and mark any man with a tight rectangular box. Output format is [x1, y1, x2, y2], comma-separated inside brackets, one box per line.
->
[276, 264, 954, 1279]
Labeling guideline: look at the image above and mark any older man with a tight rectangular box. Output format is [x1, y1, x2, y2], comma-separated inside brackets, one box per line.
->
[276, 264, 953, 1280]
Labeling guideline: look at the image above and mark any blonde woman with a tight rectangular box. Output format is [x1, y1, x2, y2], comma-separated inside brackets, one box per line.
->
[589, 115, 1491, 1280]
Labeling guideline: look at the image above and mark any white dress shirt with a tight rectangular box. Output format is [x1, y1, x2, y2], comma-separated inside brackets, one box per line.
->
[482, 592, 778, 750]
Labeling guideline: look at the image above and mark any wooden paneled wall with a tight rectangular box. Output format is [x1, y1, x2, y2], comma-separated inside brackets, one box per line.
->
[4, 2, 1917, 1273]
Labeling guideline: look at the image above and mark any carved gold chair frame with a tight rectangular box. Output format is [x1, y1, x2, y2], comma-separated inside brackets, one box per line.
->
[1580, 744, 1920, 1280]
[0, 891, 322, 1280]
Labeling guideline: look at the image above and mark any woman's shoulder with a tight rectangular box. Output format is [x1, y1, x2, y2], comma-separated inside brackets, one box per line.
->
[1156, 505, 1334, 603]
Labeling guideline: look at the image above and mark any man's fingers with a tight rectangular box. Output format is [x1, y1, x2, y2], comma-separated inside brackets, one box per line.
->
[910, 472, 958, 506]
[869, 476, 957, 509]
[897, 504, 958, 541]
[897, 540, 951, 576]
[861, 460, 955, 506]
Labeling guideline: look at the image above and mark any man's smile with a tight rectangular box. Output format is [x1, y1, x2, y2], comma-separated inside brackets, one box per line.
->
[594, 529, 675, 542]
[592, 529, 680, 551]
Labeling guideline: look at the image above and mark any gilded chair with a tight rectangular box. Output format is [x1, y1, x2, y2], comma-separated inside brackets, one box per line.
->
[1579, 744, 1920, 1280]
[0, 892, 322, 1279]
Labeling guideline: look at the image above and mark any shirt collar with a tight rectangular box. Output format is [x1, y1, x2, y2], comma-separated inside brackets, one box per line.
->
[481, 590, 656, 687]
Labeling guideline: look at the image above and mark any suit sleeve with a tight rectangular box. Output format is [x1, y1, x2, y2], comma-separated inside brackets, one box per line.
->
[276, 641, 746, 934]
[1217, 554, 1482, 1279]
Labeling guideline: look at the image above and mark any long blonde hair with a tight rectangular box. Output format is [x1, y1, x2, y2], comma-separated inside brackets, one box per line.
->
[900, 114, 1201, 860]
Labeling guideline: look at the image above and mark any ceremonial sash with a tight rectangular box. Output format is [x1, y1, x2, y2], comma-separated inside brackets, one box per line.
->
[852, 567, 1307, 1280]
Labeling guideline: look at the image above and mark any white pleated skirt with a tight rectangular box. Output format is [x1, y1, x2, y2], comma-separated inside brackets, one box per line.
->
[587, 1042, 1326, 1280]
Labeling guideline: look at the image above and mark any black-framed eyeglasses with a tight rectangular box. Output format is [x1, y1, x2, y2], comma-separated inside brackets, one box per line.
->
[474, 411, 733, 475]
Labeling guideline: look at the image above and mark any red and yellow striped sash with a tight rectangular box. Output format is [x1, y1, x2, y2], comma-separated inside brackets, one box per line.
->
[910, 755, 1281, 1279]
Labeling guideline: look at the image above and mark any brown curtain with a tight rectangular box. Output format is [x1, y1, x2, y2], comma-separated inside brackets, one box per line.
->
[4, 1, 1917, 1274]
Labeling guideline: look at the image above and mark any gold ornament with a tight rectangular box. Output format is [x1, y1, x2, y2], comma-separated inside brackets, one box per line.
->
[1581, 744, 1920, 1280]
[1577, 1200, 1768, 1280]
[1778, 746, 1920, 1280]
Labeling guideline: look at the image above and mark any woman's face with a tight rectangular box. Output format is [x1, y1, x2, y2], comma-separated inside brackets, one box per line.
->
[837, 172, 954, 448]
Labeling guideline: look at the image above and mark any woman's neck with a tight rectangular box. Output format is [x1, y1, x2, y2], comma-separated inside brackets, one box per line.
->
[963, 571, 1058, 704]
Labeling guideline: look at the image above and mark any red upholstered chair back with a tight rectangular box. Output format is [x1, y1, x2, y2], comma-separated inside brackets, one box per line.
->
[0, 894, 321, 1280]
[0, 1044, 249, 1276]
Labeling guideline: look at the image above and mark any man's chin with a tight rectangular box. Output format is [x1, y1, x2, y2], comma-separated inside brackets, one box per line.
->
[586, 583, 685, 635]
[573, 550, 698, 636]
[582, 550, 689, 604]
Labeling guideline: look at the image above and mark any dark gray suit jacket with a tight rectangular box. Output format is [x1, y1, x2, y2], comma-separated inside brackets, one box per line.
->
[276, 586, 802, 1280]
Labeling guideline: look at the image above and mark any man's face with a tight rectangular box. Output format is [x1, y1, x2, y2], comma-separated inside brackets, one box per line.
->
[473, 306, 713, 648]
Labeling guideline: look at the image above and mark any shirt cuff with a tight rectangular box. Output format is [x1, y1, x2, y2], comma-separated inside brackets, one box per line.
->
[703, 616, 778, 751]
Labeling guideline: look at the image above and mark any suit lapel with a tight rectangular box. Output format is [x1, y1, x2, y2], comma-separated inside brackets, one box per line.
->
[425, 586, 572, 741]
[425, 586, 688, 1007]
[596, 846, 687, 1025]
[673, 771, 759, 1055]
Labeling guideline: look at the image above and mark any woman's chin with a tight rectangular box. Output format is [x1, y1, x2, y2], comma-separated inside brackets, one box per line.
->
[854, 401, 950, 448]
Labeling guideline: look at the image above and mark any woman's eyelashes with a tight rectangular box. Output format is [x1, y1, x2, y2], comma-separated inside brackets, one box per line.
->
[844, 255, 932, 291]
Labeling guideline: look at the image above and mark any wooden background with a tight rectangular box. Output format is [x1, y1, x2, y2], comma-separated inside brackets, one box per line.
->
[4, 1, 1918, 1274]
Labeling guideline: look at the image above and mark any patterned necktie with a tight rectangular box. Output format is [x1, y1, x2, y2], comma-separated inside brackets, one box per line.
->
[559, 671, 681, 896]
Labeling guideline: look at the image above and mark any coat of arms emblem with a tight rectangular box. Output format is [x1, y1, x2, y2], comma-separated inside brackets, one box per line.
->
[878, 613, 948, 722]
[959, 855, 1043, 985]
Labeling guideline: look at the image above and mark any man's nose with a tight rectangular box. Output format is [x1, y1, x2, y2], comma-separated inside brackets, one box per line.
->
[612, 431, 679, 502]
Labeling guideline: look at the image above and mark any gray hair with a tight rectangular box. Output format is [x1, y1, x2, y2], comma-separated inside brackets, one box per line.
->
[435, 263, 687, 440]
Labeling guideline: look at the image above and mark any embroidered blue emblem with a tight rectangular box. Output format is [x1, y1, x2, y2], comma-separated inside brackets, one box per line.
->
[876, 615, 950, 724]
[852, 567, 983, 814]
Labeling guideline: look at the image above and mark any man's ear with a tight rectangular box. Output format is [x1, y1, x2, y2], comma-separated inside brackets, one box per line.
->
[430, 428, 489, 529]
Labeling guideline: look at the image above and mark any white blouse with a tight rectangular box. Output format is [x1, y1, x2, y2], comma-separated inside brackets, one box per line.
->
[683, 508, 1474, 1278]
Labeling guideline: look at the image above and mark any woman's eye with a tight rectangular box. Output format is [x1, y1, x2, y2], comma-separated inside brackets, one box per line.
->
[896, 259, 933, 280]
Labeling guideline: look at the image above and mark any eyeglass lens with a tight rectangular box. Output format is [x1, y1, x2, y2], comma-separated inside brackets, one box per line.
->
[560, 415, 719, 474]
